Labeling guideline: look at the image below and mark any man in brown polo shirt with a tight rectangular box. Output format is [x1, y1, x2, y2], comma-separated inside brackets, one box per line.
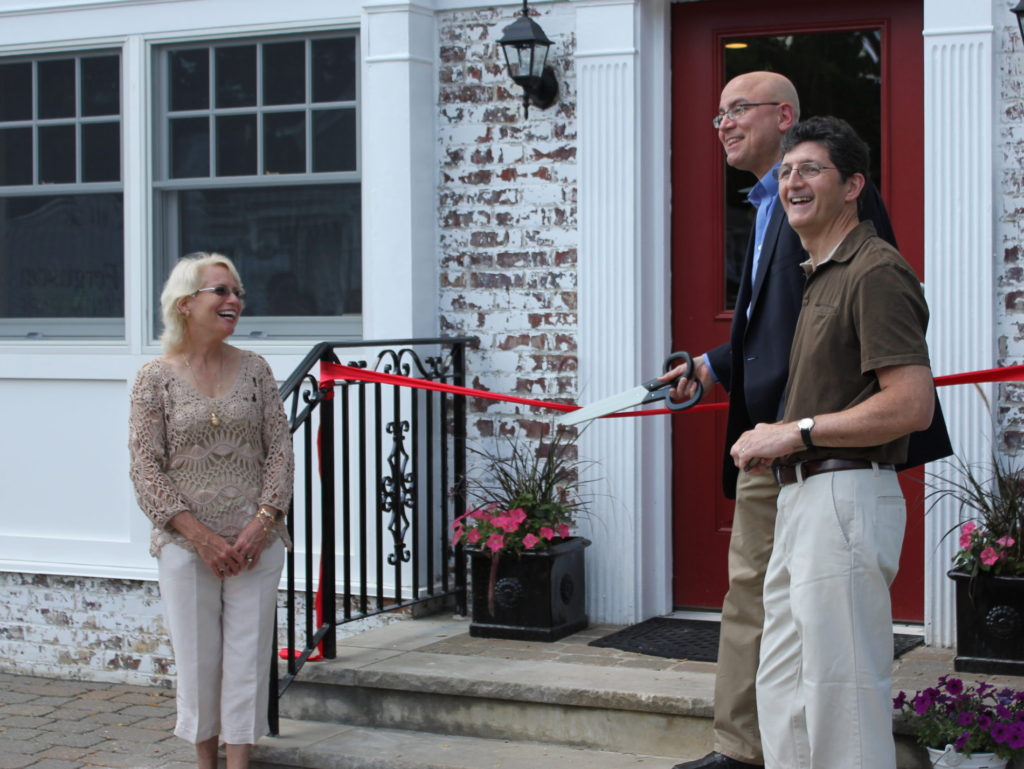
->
[729, 116, 934, 769]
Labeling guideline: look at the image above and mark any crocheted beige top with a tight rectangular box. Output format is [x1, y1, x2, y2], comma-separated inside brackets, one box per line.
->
[129, 350, 294, 557]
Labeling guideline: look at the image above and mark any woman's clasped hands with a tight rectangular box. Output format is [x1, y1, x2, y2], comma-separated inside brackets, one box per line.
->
[193, 515, 270, 578]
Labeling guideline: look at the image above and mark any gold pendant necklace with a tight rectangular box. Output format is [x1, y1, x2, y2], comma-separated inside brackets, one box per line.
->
[183, 353, 223, 427]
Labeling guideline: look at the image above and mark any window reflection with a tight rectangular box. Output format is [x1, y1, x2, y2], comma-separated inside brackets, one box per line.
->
[720, 30, 882, 310]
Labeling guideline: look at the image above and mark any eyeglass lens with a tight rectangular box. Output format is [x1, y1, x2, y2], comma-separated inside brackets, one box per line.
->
[777, 163, 826, 181]
[198, 285, 246, 299]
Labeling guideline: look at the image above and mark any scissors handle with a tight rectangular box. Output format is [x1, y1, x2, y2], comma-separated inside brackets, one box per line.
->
[652, 350, 703, 411]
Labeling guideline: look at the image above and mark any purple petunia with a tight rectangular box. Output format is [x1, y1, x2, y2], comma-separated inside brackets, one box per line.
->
[945, 678, 965, 696]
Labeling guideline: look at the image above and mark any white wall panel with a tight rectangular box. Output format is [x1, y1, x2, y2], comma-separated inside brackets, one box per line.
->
[923, 0, 995, 647]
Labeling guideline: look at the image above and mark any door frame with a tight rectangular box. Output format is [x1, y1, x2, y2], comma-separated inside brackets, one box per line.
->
[573, 0, 994, 645]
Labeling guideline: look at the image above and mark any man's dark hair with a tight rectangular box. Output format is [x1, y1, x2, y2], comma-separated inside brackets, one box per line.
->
[780, 115, 870, 183]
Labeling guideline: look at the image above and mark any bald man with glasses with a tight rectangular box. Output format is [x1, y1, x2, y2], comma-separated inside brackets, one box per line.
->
[663, 71, 905, 769]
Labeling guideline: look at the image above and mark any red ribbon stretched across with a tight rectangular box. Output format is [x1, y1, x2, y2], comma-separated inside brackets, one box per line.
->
[319, 361, 1024, 419]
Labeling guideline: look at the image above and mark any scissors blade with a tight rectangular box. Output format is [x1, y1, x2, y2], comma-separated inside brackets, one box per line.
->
[557, 385, 650, 426]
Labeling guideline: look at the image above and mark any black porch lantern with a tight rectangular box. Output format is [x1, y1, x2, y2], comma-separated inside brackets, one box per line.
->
[1014, 0, 1024, 43]
[498, 0, 559, 118]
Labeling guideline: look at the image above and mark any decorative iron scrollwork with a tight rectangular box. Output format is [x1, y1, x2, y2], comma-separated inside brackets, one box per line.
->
[381, 419, 414, 565]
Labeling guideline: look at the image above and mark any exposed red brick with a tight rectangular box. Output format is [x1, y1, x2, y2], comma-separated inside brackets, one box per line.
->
[469, 231, 509, 248]
[440, 46, 466, 63]
[1006, 291, 1024, 312]
[532, 145, 576, 161]
[460, 169, 493, 185]
[498, 334, 531, 350]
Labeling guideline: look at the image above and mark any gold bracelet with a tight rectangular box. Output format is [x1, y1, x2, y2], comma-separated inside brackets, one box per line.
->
[256, 507, 276, 534]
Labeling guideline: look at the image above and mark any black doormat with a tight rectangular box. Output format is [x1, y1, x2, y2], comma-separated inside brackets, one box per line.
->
[589, 617, 924, 662]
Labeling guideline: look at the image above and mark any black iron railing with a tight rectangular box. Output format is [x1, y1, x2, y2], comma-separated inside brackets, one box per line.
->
[269, 337, 474, 734]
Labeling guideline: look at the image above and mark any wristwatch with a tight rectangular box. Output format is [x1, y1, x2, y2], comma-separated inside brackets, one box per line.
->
[798, 417, 816, 449]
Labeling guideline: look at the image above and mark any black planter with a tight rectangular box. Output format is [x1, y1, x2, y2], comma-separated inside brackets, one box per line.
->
[948, 569, 1024, 676]
[468, 536, 590, 641]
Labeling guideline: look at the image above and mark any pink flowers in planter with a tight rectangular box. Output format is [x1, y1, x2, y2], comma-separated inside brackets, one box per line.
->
[955, 520, 1019, 575]
[450, 502, 576, 556]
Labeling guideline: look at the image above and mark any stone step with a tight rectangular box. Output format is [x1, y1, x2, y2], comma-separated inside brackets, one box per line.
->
[251, 719, 685, 769]
[272, 644, 715, 757]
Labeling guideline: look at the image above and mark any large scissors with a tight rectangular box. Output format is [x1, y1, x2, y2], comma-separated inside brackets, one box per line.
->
[557, 351, 704, 426]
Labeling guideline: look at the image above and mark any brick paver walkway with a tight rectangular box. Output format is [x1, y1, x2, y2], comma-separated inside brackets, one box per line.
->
[0, 672, 192, 769]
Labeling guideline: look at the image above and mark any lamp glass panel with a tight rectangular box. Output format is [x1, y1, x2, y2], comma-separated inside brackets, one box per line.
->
[504, 44, 532, 79]
[529, 43, 549, 78]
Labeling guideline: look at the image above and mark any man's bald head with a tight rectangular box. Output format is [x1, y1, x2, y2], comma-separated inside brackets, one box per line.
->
[717, 71, 800, 178]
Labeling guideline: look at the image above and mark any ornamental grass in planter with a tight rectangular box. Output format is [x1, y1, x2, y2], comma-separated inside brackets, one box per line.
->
[451, 430, 593, 641]
[929, 455, 1024, 674]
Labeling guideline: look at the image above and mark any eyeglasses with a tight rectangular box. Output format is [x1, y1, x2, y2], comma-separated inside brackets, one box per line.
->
[194, 285, 246, 300]
[775, 162, 837, 182]
[712, 102, 781, 129]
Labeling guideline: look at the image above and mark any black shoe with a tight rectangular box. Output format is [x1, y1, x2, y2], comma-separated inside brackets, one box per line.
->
[671, 752, 764, 769]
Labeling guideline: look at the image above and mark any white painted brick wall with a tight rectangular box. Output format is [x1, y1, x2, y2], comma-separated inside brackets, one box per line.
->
[437, 3, 579, 448]
[997, 8, 1024, 454]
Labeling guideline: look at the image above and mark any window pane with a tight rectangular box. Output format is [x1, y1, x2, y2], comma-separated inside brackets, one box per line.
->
[169, 49, 209, 112]
[38, 59, 76, 119]
[0, 127, 32, 185]
[216, 114, 256, 176]
[171, 117, 209, 178]
[82, 122, 120, 182]
[313, 37, 355, 103]
[176, 184, 361, 315]
[215, 45, 256, 108]
[39, 124, 76, 184]
[263, 42, 305, 105]
[0, 62, 32, 122]
[720, 30, 882, 310]
[81, 56, 120, 117]
[313, 109, 356, 172]
[264, 112, 305, 174]
[0, 193, 124, 320]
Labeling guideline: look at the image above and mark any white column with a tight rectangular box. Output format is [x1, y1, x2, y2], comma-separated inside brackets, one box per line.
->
[361, 0, 438, 339]
[922, 0, 995, 647]
[575, 0, 672, 623]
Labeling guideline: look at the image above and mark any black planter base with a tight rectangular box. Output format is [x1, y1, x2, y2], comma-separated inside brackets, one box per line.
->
[469, 537, 590, 642]
[949, 569, 1024, 676]
[953, 654, 1024, 677]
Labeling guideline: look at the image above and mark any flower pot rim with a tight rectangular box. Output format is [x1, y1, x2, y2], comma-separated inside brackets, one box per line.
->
[466, 535, 592, 557]
[947, 568, 1024, 583]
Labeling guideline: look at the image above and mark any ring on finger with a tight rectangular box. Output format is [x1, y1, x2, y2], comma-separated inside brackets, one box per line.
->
[245, 556, 254, 563]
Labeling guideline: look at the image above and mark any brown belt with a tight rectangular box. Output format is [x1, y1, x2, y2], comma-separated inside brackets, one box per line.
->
[773, 458, 895, 486]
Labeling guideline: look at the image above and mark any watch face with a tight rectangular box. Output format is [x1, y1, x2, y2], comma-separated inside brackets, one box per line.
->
[799, 418, 813, 430]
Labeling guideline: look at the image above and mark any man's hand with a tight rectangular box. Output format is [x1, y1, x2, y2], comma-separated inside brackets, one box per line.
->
[658, 355, 713, 405]
[730, 422, 803, 472]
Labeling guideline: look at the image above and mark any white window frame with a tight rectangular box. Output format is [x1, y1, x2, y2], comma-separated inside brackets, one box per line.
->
[150, 31, 363, 342]
[0, 48, 125, 340]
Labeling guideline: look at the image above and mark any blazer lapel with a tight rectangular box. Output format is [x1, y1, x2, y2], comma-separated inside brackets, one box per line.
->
[747, 203, 785, 317]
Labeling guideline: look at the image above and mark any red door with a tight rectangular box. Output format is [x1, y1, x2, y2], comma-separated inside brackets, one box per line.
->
[670, 0, 925, 620]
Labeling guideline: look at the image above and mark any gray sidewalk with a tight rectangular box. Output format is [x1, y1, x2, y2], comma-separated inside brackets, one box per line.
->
[3, 618, 1022, 769]
[0, 671, 190, 769]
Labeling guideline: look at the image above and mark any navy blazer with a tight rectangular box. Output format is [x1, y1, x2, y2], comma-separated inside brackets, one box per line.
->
[704, 184, 947, 499]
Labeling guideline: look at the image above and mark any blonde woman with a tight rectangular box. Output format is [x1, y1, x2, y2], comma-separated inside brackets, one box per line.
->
[129, 252, 293, 769]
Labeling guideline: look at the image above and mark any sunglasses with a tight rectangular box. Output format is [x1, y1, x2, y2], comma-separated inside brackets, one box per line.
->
[194, 285, 246, 300]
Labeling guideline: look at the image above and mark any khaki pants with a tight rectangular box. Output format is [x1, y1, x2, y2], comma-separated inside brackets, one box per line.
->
[757, 466, 904, 769]
[712, 469, 779, 764]
[158, 540, 285, 745]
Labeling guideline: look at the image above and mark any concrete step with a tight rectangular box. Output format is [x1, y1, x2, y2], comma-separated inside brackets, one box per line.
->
[251, 719, 685, 769]
[270, 640, 715, 757]
[251, 615, 1019, 769]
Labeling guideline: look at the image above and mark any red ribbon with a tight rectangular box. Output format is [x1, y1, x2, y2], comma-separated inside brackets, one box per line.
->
[319, 361, 1024, 419]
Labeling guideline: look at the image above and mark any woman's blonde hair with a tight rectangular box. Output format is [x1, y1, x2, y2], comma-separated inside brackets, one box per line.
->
[159, 252, 243, 353]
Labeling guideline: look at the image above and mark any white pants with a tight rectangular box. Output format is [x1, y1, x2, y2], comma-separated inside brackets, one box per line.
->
[756, 467, 905, 769]
[158, 539, 284, 745]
